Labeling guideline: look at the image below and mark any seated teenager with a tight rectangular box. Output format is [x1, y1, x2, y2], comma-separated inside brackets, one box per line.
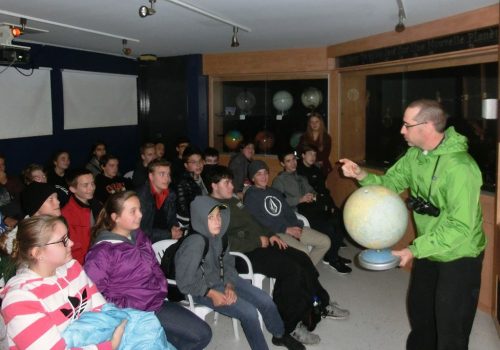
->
[137, 159, 183, 242]
[243, 160, 330, 266]
[1, 182, 63, 287]
[228, 141, 255, 199]
[84, 191, 211, 350]
[46, 150, 71, 206]
[175, 195, 304, 350]
[203, 147, 219, 165]
[0, 153, 24, 225]
[176, 147, 209, 228]
[132, 142, 157, 189]
[272, 148, 351, 274]
[201, 147, 219, 180]
[61, 169, 101, 265]
[297, 144, 348, 243]
[203, 165, 349, 345]
[155, 141, 165, 160]
[2, 182, 62, 256]
[1, 215, 126, 349]
[21, 163, 47, 185]
[85, 141, 107, 176]
[94, 154, 129, 205]
[170, 136, 190, 186]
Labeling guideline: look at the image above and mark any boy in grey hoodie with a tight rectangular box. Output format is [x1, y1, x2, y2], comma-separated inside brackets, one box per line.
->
[175, 195, 304, 350]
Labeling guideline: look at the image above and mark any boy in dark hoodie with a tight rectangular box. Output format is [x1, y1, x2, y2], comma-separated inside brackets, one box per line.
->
[175, 196, 304, 350]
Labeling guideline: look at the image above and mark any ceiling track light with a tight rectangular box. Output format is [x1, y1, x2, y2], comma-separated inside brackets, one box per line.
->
[122, 39, 132, 56]
[395, 0, 406, 33]
[231, 26, 239, 48]
[163, 0, 251, 33]
[139, 0, 157, 18]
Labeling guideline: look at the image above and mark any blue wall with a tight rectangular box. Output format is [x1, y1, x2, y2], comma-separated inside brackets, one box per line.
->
[0, 43, 140, 175]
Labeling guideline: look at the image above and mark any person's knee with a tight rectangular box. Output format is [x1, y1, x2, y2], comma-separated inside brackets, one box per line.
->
[316, 232, 331, 250]
[238, 304, 260, 324]
[196, 322, 213, 347]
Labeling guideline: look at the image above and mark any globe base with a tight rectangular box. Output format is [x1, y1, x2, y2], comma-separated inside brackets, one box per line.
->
[358, 248, 400, 271]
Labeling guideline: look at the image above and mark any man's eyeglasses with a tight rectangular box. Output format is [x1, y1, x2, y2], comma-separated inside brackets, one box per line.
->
[45, 233, 70, 247]
[402, 121, 427, 129]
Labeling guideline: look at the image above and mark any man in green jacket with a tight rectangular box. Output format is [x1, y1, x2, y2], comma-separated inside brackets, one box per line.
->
[340, 99, 486, 350]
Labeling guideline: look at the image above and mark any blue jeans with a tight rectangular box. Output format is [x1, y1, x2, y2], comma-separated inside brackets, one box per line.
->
[156, 301, 212, 350]
[194, 276, 284, 350]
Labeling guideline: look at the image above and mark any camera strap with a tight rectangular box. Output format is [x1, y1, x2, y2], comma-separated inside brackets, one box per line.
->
[426, 156, 441, 199]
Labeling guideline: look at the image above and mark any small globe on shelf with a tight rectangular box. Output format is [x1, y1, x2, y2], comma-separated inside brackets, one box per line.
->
[235, 91, 256, 114]
[224, 130, 243, 151]
[254, 130, 275, 152]
[343, 185, 408, 270]
[289, 132, 303, 149]
[301, 87, 323, 109]
[272, 90, 293, 114]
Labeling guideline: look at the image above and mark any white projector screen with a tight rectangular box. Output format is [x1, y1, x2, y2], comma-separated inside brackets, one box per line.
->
[62, 70, 138, 130]
[0, 67, 53, 140]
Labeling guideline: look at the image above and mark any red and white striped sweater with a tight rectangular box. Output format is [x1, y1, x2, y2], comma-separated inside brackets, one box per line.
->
[0, 260, 111, 350]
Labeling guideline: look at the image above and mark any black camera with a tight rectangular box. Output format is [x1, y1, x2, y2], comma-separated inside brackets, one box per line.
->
[406, 196, 440, 217]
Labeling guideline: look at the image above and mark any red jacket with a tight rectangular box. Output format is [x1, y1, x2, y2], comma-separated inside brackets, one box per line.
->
[61, 196, 92, 265]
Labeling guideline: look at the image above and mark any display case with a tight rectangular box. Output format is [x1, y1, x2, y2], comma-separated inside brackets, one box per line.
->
[211, 77, 328, 155]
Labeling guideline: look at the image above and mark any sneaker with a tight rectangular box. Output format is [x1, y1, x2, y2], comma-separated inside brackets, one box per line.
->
[291, 322, 321, 345]
[329, 259, 352, 274]
[338, 256, 352, 265]
[272, 333, 306, 350]
[323, 301, 350, 320]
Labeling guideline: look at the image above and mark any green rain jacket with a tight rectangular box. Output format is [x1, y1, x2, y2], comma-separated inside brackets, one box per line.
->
[360, 127, 486, 262]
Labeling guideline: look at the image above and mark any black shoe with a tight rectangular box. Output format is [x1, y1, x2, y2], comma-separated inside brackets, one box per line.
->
[338, 256, 352, 265]
[329, 259, 352, 275]
[272, 333, 306, 350]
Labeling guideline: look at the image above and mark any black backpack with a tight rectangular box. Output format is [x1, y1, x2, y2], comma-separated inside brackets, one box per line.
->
[159, 233, 229, 301]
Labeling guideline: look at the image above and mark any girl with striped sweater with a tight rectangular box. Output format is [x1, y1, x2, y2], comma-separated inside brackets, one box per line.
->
[0, 215, 125, 350]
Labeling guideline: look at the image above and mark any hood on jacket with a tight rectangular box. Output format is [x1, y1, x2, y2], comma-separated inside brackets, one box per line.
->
[433, 127, 468, 156]
[190, 196, 229, 238]
[93, 229, 137, 245]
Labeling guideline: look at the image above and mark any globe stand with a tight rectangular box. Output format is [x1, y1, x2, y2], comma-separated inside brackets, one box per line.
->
[358, 248, 400, 271]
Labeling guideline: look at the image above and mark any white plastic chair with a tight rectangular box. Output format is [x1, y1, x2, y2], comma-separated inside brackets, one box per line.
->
[295, 212, 311, 227]
[123, 170, 134, 179]
[152, 239, 239, 339]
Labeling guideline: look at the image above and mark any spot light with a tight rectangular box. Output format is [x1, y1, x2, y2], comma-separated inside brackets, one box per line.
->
[230, 26, 239, 48]
[122, 39, 132, 56]
[395, 0, 406, 33]
[139, 0, 156, 18]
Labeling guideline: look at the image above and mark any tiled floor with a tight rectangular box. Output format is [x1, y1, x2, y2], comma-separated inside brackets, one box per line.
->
[201, 244, 500, 350]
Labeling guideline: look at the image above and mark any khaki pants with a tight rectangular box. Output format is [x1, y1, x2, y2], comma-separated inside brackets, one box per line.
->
[278, 227, 331, 266]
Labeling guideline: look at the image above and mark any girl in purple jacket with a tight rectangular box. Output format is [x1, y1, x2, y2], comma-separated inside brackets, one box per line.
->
[84, 191, 212, 350]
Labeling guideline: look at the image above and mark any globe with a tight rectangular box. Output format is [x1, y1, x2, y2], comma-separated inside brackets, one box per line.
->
[224, 130, 243, 150]
[301, 87, 323, 109]
[272, 90, 293, 113]
[254, 130, 275, 152]
[290, 132, 302, 148]
[343, 185, 408, 270]
[236, 91, 256, 113]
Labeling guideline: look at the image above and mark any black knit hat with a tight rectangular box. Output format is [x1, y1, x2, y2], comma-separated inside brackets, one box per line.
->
[21, 182, 57, 217]
[248, 160, 269, 180]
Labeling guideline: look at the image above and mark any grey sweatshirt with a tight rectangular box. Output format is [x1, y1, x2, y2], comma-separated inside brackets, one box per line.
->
[272, 171, 316, 210]
[174, 196, 239, 296]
